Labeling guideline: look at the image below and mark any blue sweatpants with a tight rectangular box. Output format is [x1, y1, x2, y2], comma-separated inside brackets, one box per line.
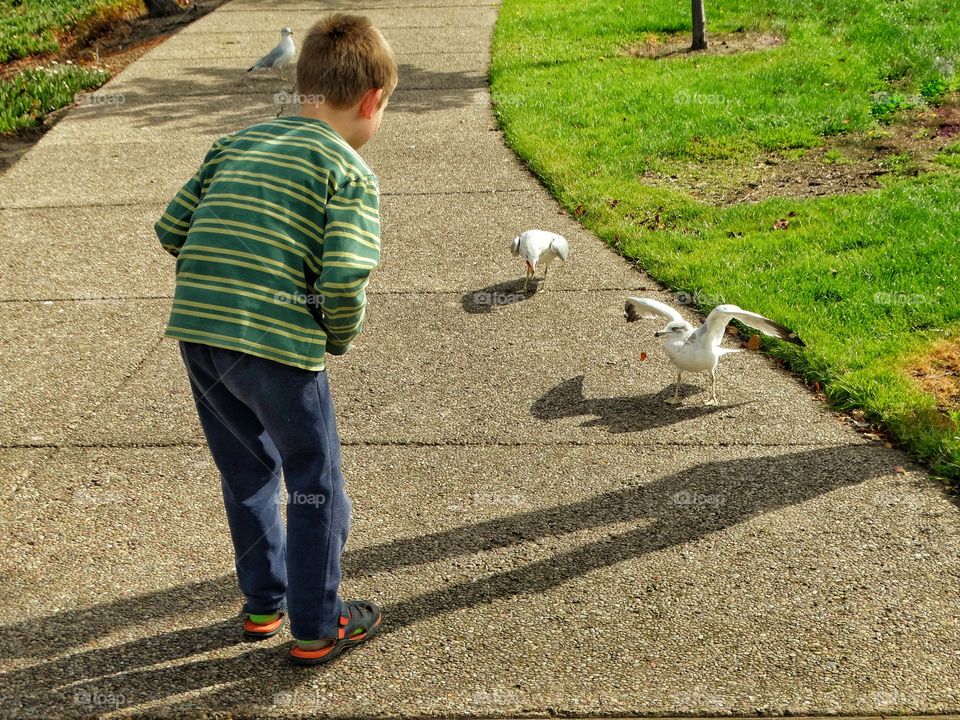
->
[178, 341, 350, 641]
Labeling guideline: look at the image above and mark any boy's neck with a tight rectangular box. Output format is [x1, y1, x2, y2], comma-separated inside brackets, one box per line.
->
[298, 102, 363, 150]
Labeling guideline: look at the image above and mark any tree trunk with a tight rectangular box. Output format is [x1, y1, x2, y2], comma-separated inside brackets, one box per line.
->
[691, 0, 707, 50]
[144, 0, 183, 17]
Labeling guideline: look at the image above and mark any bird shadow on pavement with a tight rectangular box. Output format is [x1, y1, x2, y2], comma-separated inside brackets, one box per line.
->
[531, 375, 749, 433]
[460, 278, 539, 314]
[0, 444, 897, 715]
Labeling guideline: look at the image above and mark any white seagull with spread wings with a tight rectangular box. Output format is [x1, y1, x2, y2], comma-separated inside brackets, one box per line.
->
[624, 297, 805, 405]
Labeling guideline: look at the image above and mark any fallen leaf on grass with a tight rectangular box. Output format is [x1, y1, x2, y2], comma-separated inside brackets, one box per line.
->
[573, 204, 586, 217]
[773, 218, 790, 230]
[747, 334, 762, 351]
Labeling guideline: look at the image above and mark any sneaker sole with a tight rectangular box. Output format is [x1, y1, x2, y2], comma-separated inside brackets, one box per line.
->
[243, 613, 287, 641]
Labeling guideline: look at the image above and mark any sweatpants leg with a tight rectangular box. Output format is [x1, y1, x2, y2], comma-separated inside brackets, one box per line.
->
[179, 342, 286, 615]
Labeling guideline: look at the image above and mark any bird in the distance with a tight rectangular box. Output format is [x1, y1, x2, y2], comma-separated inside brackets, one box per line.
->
[510, 229, 569, 292]
[624, 297, 805, 405]
[248, 27, 296, 82]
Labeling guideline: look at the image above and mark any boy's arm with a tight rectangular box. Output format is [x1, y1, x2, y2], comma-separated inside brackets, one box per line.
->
[154, 138, 226, 257]
[315, 176, 382, 355]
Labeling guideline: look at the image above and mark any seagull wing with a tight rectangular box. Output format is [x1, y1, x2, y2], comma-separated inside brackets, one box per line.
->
[518, 230, 552, 266]
[249, 42, 285, 71]
[624, 297, 683, 324]
[697, 304, 805, 347]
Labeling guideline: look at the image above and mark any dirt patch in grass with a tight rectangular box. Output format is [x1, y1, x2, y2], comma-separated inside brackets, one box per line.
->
[908, 339, 960, 413]
[623, 30, 784, 60]
[638, 96, 960, 205]
[0, 0, 229, 176]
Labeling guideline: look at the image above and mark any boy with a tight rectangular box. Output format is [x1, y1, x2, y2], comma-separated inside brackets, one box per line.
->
[154, 14, 397, 666]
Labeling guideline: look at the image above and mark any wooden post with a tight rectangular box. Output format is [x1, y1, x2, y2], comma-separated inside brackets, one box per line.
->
[691, 0, 707, 50]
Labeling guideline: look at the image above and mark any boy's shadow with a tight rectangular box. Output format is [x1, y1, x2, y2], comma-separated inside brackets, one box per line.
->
[0, 444, 909, 715]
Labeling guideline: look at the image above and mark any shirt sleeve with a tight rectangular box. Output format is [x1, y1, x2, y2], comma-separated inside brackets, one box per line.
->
[154, 138, 226, 257]
[315, 175, 382, 355]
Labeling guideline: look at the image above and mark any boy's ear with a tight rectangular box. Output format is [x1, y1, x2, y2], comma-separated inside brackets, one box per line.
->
[358, 88, 385, 119]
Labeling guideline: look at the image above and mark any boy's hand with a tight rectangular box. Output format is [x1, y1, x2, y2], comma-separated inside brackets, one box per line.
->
[325, 340, 351, 356]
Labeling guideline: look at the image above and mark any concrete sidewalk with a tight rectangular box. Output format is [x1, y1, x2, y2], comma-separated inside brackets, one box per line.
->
[2, 0, 959, 717]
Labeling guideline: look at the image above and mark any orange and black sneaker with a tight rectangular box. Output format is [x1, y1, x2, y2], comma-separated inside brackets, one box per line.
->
[242, 611, 287, 640]
[289, 600, 382, 666]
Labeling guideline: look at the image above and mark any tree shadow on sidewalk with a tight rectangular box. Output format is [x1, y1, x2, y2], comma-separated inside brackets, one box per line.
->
[389, 63, 488, 114]
[64, 62, 484, 141]
[0, 444, 893, 715]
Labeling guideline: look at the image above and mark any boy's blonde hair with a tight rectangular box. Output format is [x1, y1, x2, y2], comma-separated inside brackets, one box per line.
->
[297, 14, 398, 109]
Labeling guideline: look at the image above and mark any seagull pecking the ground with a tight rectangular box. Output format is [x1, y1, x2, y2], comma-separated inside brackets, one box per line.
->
[510, 229, 569, 292]
[248, 27, 296, 82]
[624, 297, 805, 405]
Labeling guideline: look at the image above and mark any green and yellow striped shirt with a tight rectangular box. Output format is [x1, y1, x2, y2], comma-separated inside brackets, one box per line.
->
[155, 116, 381, 371]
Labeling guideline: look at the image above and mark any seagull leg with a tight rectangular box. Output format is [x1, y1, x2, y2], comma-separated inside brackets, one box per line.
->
[705, 367, 719, 405]
[278, 66, 294, 95]
[523, 263, 533, 293]
[664, 371, 683, 405]
[539, 265, 549, 292]
[273, 67, 286, 118]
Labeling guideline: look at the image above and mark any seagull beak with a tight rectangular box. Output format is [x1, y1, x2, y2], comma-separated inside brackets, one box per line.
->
[654, 330, 667, 337]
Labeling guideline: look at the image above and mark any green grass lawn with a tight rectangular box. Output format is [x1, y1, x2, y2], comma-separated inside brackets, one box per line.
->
[491, 0, 960, 486]
[0, 0, 139, 134]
